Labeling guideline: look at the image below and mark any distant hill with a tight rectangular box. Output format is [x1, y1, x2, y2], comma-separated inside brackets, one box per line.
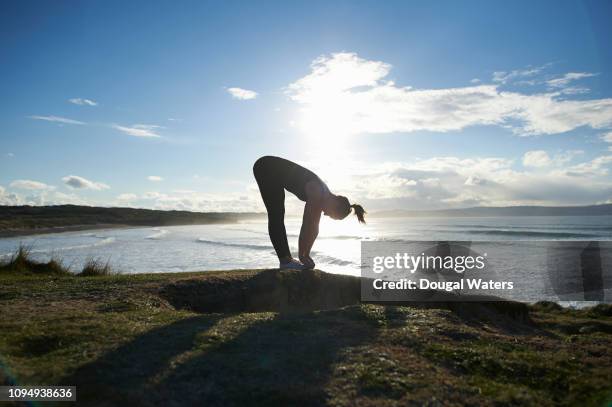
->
[371, 204, 612, 218]
[2, 203, 612, 236]
[0, 205, 265, 235]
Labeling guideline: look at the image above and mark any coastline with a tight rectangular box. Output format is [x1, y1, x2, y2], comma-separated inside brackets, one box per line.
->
[0, 205, 266, 239]
[0, 224, 133, 239]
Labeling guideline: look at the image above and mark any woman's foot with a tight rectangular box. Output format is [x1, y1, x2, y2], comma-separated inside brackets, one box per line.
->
[279, 257, 305, 270]
[299, 255, 315, 270]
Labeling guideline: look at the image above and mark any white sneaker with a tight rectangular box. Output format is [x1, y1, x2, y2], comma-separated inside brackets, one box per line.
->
[279, 259, 305, 270]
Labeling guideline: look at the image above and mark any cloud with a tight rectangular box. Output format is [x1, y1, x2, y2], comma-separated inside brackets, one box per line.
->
[143, 189, 260, 212]
[492, 64, 549, 84]
[470, 78, 481, 84]
[147, 176, 163, 182]
[112, 124, 162, 138]
[62, 175, 109, 190]
[227, 87, 258, 100]
[286, 53, 612, 137]
[68, 98, 98, 106]
[0, 185, 21, 205]
[546, 72, 597, 89]
[562, 155, 612, 177]
[601, 132, 612, 143]
[6, 153, 14, 158]
[523, 150, 552, 168]
[0, 184, 88, 206]
[464, 176, 488, 186]
[28, 115, 84, 125]
[313, 154, 612, 210]
[521, 150, 583, 168]
[9, 179, 54, 190]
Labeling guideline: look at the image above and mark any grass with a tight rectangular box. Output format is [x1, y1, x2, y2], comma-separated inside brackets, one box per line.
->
[0, 246, 114, 276]
[78, 258, 113, 276]
[0, 261, 611, 406]
[0, 246, 70, 275]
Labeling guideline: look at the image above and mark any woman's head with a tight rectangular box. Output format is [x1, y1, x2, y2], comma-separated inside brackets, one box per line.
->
[324, 195, 366, 223]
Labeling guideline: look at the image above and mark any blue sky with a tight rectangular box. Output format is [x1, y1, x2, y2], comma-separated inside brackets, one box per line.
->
[1, 0, 612, 212]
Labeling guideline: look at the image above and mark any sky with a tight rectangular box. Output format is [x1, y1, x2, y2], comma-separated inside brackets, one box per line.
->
[1, 0, 612, 213]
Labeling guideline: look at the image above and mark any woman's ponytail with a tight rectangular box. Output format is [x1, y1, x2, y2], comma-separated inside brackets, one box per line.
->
[350, 204, 367, 224]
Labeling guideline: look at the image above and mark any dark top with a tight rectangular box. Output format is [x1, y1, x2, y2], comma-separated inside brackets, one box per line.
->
[254, 156, 326, 202]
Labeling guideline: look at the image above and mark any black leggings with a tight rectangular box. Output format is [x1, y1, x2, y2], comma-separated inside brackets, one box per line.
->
[253, 159, 291, 259]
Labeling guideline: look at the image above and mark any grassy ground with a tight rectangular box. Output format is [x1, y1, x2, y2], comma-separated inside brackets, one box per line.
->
[1, 264, 611, 406]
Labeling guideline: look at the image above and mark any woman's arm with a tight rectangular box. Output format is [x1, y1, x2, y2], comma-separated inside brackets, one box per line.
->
[298, 181, 323, 267]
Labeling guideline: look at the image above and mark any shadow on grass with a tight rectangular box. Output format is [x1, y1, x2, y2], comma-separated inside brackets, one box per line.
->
[62, 315, 221, 405]
[62, 307, 380, 406]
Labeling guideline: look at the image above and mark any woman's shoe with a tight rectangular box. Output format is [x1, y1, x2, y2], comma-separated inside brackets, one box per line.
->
[279, 258, 305, 270]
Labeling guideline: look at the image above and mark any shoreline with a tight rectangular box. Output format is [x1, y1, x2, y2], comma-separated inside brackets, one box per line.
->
[0, 220, 262, 239]
[0, 223, 133, 239]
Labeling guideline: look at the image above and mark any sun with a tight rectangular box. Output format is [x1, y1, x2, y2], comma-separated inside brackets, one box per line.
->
[294, 92, 356, 159]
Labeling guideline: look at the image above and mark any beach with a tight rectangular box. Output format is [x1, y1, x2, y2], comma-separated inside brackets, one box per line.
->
[2, 215, 611, 303]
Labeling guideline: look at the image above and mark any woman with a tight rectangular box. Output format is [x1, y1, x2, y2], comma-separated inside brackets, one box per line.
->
[253, 155, 366, 270]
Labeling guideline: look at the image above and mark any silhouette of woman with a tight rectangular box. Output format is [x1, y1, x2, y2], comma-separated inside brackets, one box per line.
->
[253, 156, 366, 270]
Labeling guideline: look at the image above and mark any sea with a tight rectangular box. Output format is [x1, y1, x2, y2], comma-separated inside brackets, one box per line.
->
[1, 216, 611, 303]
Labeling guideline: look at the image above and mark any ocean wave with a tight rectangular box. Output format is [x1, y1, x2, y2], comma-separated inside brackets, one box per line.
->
[51, 237, 116, 251]
[434, 224, 612, 231]
[196, 238, 273, 251]
[221, 228, 365, 241]
[195, 238, 355, 266]
[310, 252, 355, 266]
[146, 229, 168, 240]
[379, 230, 602, 239]
[0, 237, 116, 258]
[287, 233, 365, 240]
[463, 230, 600, 238]
[220, 227, 268, 235]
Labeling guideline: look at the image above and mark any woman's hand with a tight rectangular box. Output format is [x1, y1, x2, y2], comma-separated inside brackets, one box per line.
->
[299, 255, 315, 269]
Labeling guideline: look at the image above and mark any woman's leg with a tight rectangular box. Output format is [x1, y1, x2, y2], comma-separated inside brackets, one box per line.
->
[253, 160, 291, 260]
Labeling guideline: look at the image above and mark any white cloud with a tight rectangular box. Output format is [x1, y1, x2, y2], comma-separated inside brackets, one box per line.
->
[464, 176, 487, 186]
[600, 132, 612, 143]
[62, 175, 109, 190]
[562, 155, 612, 177]
[147, 175, 163, 182]
[148, 190, 260, 212]
[546, 72, 597, 89]
[112, 124, 162, 138]
[28, 115, 84, 125]
[523, 150, 552, 168]
[492, 64, 549, 84]
[227, 87, 258, 100]
[470, 78, 481, 84]
[286, 53, 612, 138]
[316, 155, 612, 209]
[0, 185, 24, 205]
[0, 185, 88, 206]
[68, 98, 98, 106]
[10, 179, 54, 190]
[559, 86, 590, 95]
[6, 153, 14, 158]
